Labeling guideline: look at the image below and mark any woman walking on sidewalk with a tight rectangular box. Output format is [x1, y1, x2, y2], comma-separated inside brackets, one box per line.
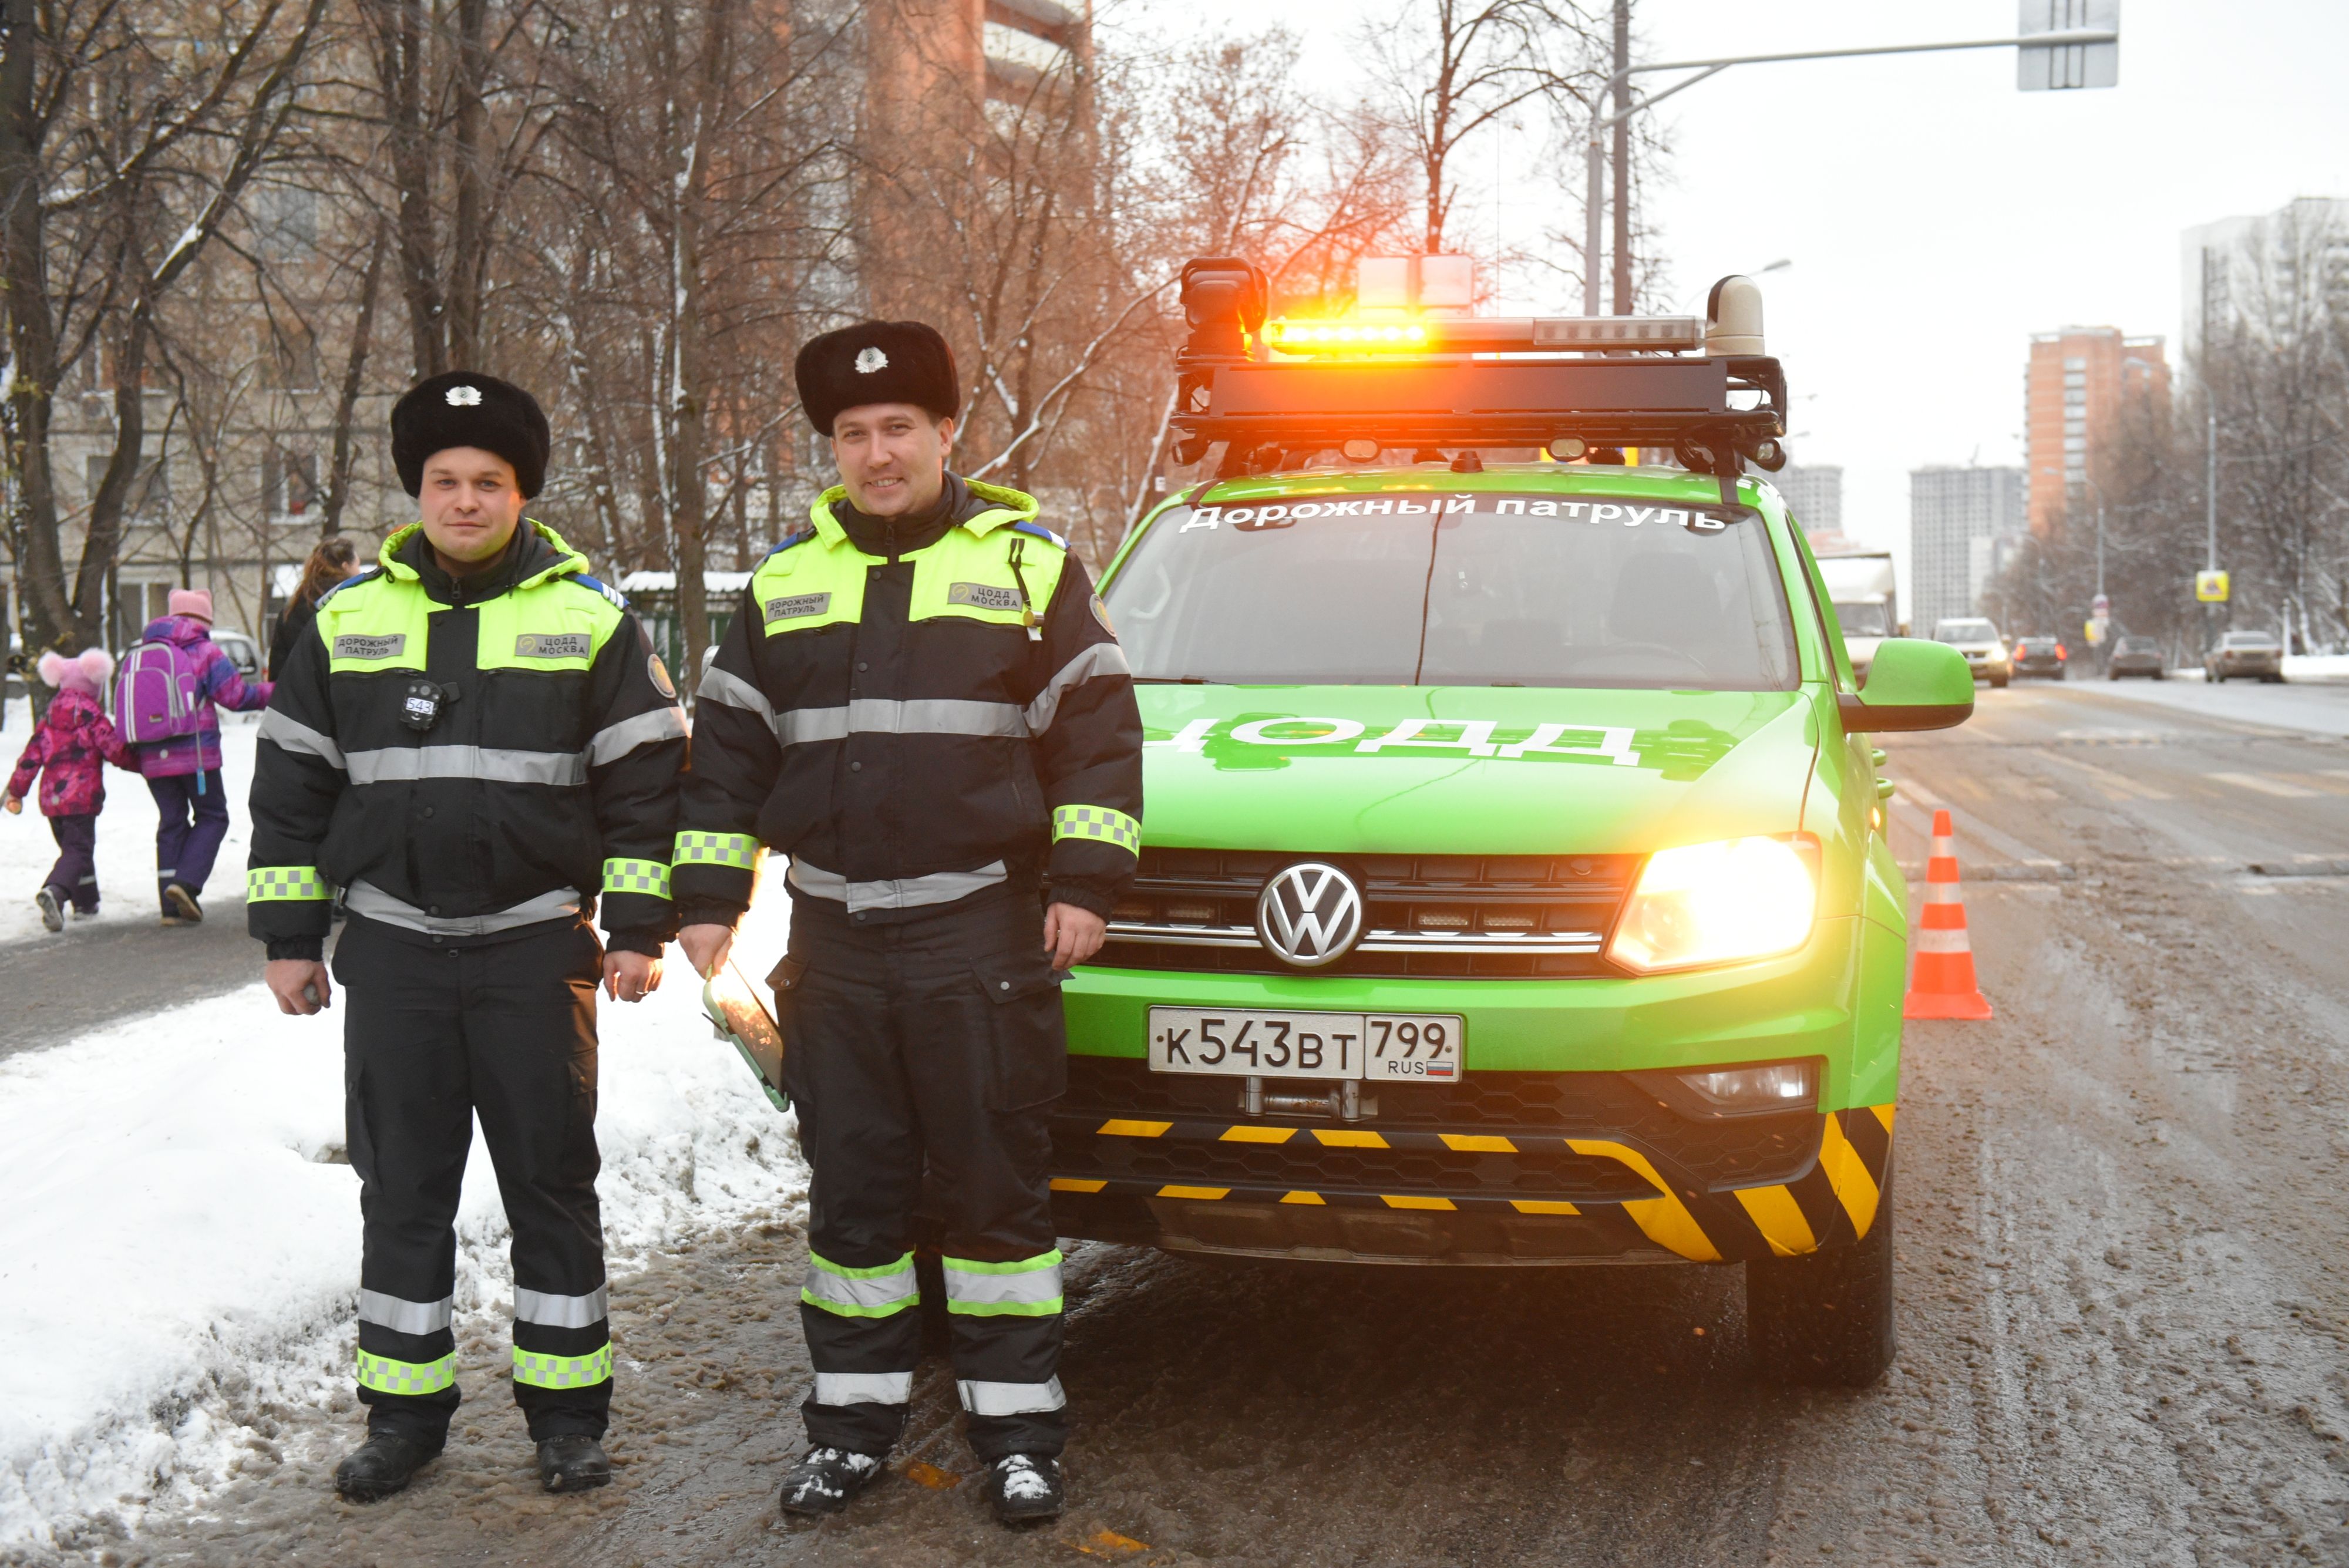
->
[126, 589, 271, 925]
[5, 650, 136, 929]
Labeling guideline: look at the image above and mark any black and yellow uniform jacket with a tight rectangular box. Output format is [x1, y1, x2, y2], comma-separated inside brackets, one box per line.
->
[246, 521, 688, 960]
[675, 474, 1142, 927]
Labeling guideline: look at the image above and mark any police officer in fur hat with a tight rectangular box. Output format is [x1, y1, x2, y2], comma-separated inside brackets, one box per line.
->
[674, 321, 1143, 1525]
[247, 371, 688, 1501]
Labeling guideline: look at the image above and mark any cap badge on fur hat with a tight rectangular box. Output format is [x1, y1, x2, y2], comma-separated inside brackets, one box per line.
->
[445, 384, 483, 407]
[854, 348, 889, 375]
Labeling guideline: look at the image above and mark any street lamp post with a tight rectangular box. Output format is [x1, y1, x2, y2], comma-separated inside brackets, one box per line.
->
[1580, 23, 2119, 316]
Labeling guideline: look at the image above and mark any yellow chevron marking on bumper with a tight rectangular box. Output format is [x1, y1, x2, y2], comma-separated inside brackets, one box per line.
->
[1510, 1200, 1580, 1215]
[1439, 1133, 1517, 1152]
[1280, 1190, 1326, 1205]
[1049, 1178, 1107, 1193]
[1157, 1185, 1230, 1200]
[1220, 1125, 1296, 1143]
[1099, 1119, 1171, 1138]
[1733, 1183, 1819, 1257]
[1381, 1194, 1456, 1211]
[1568, 1138, 1722, 1263]
[1312, 1129, 1389, 1148]
[1872, 1102, 1896, 1135]
[1818, 1116, 1883, 1239]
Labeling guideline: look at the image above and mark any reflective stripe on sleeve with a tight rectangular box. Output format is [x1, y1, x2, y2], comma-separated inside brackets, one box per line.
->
[801, 1251, 920, 1318]
[345, 745, 586, 787]
[248, 866, 331, 902]
[956, 1377, 1067, 1416]
[587, 705, 688, 766]
[813, 1371, 916, 1407]
[515, 1284, 608, 1328]
[943, 1250, 1064, 1317]
[512, 1342, 614, 1389]
[601, 858, 672, 898]
[1022, 642, 1130, 733]
[1051, 805, 1140, 856]
[356, 1349, 456, 1395]
[695, 665, 778, 725]
[674, 830, 760, 869]
[786, 858, 1008, 914]
[258, 708, 346, 770]
[359, 1288, 453, 1335]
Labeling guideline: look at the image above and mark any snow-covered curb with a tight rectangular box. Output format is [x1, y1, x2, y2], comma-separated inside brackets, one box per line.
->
[0, 873, 805, 1550]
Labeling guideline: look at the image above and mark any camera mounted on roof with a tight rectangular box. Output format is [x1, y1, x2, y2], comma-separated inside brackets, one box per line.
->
[1171, 255, 1788, 481]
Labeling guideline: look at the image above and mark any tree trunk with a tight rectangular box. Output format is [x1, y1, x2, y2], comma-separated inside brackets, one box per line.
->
[73, 301, 155, 642]
[374, 0, 445, 376]
[664, 0, 732, 684]
[319, 223, 389, 537]
[447, 0, 487, 368]
[1, 0, 75, 657]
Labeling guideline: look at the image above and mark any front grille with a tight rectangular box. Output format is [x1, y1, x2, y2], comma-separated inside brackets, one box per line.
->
[1103, 849, 1637, 978]
[1057, 1056, 1820, 1194]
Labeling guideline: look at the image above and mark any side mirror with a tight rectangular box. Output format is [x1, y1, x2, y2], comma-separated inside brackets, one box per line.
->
[1837, 638, 1974, 732]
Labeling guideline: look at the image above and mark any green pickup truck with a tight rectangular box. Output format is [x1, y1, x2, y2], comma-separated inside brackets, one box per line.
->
[1045, 262, 1974, 1385]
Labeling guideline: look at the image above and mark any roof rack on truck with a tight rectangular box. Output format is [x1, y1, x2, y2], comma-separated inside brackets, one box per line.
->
[1169, 256, 1789, 482]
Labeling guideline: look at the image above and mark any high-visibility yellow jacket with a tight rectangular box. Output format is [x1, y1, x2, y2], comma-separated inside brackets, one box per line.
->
[245, 520, 688, 958]
[675, 475, 1142, 926]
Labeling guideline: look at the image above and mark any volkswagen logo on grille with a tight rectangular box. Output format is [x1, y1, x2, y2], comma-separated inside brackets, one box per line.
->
[1255, 862, 1365, 969]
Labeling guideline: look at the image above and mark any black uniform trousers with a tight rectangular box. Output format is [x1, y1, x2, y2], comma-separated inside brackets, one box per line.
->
[780, 891, 1070, 1462]
[333, 914, 613, 1446]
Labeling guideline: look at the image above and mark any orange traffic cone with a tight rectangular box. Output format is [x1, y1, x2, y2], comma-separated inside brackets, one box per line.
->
[1904, 809, 1993, 1019]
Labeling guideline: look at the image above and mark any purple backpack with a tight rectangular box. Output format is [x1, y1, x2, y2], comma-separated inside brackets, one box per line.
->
[113, 637, 204, 744]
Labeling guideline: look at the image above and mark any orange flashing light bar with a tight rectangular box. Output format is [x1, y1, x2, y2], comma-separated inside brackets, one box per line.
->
[1264, 318, 1430, 352]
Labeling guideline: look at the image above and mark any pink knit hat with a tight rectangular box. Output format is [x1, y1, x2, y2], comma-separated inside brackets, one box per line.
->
[35, 648, 114, 697]
[167, 587, 213, 622]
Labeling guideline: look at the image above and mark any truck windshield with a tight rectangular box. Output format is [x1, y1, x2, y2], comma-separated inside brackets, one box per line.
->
[1105, 492, 1800, 689]
[1832, 601, 1889, 637]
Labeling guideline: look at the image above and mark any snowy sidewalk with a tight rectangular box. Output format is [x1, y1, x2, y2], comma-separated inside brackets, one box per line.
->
[0, 861, 807, 1552]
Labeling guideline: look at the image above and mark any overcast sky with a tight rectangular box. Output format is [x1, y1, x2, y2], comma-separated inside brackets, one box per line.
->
[1158, 0, 2349, 606]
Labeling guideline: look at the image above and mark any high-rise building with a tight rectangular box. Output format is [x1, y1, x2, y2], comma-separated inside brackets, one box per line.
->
[1766, 464, 1842, 533]
[2182, 197, 2349, 361]
[1911, 466, 2027, 632]
[2023, 327, 2169, 534]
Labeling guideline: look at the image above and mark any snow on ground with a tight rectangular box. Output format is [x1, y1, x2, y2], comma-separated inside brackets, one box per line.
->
[0, 842, 806, 1551]
[0, 702, 260, 941]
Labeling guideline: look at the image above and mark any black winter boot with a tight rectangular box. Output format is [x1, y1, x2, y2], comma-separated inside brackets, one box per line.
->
[537, 1434, 612, 1492]
[777, 1446, 886, 1516]
[985, 1453, 1064, 1523]
[333, 1431, 439, 1502]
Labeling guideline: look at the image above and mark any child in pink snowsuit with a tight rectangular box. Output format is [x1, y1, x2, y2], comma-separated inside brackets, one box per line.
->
[5, 649, 136, 930]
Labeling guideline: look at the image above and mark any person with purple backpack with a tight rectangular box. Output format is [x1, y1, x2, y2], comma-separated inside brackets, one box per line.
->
[116, 588, 272, 924]
[5, 649, 137, 929]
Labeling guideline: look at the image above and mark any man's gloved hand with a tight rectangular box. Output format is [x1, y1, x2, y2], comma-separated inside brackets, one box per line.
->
[603, 949, 662, 1003]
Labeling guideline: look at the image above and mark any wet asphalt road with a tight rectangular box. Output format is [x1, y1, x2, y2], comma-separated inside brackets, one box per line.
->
[52, 679, 2349, 1566]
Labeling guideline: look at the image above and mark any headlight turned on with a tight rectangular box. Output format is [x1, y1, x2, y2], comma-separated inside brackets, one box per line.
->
[1605, 834, 1819, 974]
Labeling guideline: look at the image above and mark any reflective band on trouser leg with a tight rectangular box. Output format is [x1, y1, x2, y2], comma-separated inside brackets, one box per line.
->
[958, 1377, 1068, 1416]
[943, 1251, 1065, 1317]
[248, 866, 331, 901]
[814, 1371, 916, 1407]
[513, 1343, 614, 1389]
[601, 857, 671, 897]
[673, 829, 760, 870]
[1051, 805, 1139, 855]
[357, 1349, 457, 1395]
[802, 1251, 920, 1317]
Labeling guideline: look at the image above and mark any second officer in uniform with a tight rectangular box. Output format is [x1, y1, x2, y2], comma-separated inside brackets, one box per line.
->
[674, 321, 1142, 1525]
[248, 373, 688, 1500]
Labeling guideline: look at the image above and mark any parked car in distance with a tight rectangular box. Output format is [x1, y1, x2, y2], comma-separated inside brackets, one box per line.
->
[2106, 635, 2165, 679]
[211, 627, 263, 681]
[2206, 631, 2284, 684]
[1933, 617, 2011, 687]
[2012, 636, 2067, 679]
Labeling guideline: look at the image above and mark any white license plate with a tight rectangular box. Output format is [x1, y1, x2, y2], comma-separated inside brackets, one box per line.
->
[1146, 1008, 1465, 1082]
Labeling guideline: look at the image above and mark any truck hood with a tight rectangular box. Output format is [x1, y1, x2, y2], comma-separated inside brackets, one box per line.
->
[1139, 685, 1819, 854]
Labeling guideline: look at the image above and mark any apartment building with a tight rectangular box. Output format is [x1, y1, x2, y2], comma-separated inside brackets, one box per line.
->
[2022, 327, 2169, 536]
[1911, 465, 2027, 632]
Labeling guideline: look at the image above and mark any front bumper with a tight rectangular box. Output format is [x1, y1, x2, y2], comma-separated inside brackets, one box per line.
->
[1056, 920, 1900, 1265]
